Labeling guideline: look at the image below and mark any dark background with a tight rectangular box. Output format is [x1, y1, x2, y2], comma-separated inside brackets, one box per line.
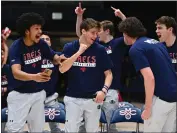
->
[2, 1, 176, 38]
[2, 1, 177, 102]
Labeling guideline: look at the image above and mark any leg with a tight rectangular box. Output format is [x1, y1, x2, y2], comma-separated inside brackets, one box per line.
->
[27, 90, 46, 132]
[144, 96, 172, 132]
[162, 102, 176, 132]
[1, 122, 6, 132]
[64, 96, 84, 132]
[46, 100, 62, 132]
[78, 120, 86, 133]
[6, 91, 31, 132]
[84, 99, 102, 132]
[102, 89, 119, 132]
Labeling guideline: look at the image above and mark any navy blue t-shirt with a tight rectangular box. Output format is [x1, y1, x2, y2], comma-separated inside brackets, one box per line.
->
[129, 37, 177, 102]
[9, 38, 55, 93]
[98, 37, 128, 89]
[164, 39, 177, 72]
[41, 52, 61, 97]
[62, 40, 113, 98]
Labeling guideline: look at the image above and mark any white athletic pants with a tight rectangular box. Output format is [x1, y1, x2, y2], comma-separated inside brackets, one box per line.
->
[64, 96, 102, 132]
[6, 90, 46, 132]
[144, 96, 176, 132]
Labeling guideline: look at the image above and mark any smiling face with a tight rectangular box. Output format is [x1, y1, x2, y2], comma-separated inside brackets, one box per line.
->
[25, 24, 42, 43]
[156, 23, 172, 42]
[82, 27, 98, 45]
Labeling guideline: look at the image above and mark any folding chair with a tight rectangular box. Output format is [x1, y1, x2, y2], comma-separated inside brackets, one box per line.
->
[100, 109, 108, 132]
[45, 106, 66, 123]
[110, 107, 142, 133]
[118, 102, 134, 108]
[1, 107, 8, 123]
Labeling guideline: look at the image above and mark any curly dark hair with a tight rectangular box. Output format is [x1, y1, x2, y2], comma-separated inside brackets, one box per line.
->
[16, 12, 45, 37]
[155, 16, 177, 36]
[118, 17, 147, 38]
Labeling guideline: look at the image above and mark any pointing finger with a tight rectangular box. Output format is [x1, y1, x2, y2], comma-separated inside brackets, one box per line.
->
[111, 6, 117, 11]
[79, 2, 81, 8]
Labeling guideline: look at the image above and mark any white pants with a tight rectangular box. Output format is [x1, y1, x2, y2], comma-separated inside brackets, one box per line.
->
[64, 96, 102, 132]
[6, 90, 46, 132]
[79, 89, 119, 132]
[144, 96, 176, 132]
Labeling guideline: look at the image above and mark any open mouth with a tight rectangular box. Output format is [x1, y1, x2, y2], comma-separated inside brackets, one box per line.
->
[36, 34, 41, 40]
[157, 34, 161, 38]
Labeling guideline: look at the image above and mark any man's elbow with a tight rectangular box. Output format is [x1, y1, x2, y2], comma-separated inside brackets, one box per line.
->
[59, 66, 67, 74]
[12, 70, 20, 80]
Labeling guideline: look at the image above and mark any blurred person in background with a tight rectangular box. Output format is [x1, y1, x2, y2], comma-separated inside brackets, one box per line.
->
[155, 16, 177, 74]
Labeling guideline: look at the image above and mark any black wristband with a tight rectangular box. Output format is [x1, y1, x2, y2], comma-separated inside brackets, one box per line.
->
[103, 85, 109, 90]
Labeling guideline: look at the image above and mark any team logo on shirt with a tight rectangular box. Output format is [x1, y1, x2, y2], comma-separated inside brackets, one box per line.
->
[169, 52, 177, 64]
[1, 75, 8, 86]
[144, 39, 159, 44]
[73, 56, 96, 72]
[41, 59, 54, 68]
[105, 46, 112, 54]
[23, 50, 42, 65]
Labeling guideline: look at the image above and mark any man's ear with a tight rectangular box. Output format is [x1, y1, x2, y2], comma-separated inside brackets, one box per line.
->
[25, 29, 29, 35]
[81, 29, 86, 35]
[168, 27, 173, 32]
[105, 29, 110, 35]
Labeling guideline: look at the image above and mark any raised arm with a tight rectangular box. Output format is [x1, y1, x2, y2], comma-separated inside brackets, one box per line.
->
[59, 43, 87, 73]
[1, 27, 11, 66]
[111, 6, 126, 20]
[75, 2, 86, 37]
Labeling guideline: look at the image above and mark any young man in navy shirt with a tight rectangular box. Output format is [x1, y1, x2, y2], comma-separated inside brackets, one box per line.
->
[155, 16, 177, 74]
[75, 3, 128, 132]
[40, 33, 63, 133]
[119, 17, 177, 132]
[7, 12, 62, 132]
[59, 18, 113, 132]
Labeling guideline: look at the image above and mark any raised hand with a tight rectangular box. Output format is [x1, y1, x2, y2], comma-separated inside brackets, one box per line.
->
[78, 43, 88, 54]
[111, 6, 126, 20]
[2, 27, 11, 41]
[75, 2, 86, 16]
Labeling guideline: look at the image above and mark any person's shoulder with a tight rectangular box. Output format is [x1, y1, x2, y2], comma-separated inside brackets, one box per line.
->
[113, 36, 124, 43]
[38, 39, 49, 47]
[10, 38, 23, 48]
[140, 37, 159, 44]
[64, 40, 79, 48]
[94, 41, 106, 50]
